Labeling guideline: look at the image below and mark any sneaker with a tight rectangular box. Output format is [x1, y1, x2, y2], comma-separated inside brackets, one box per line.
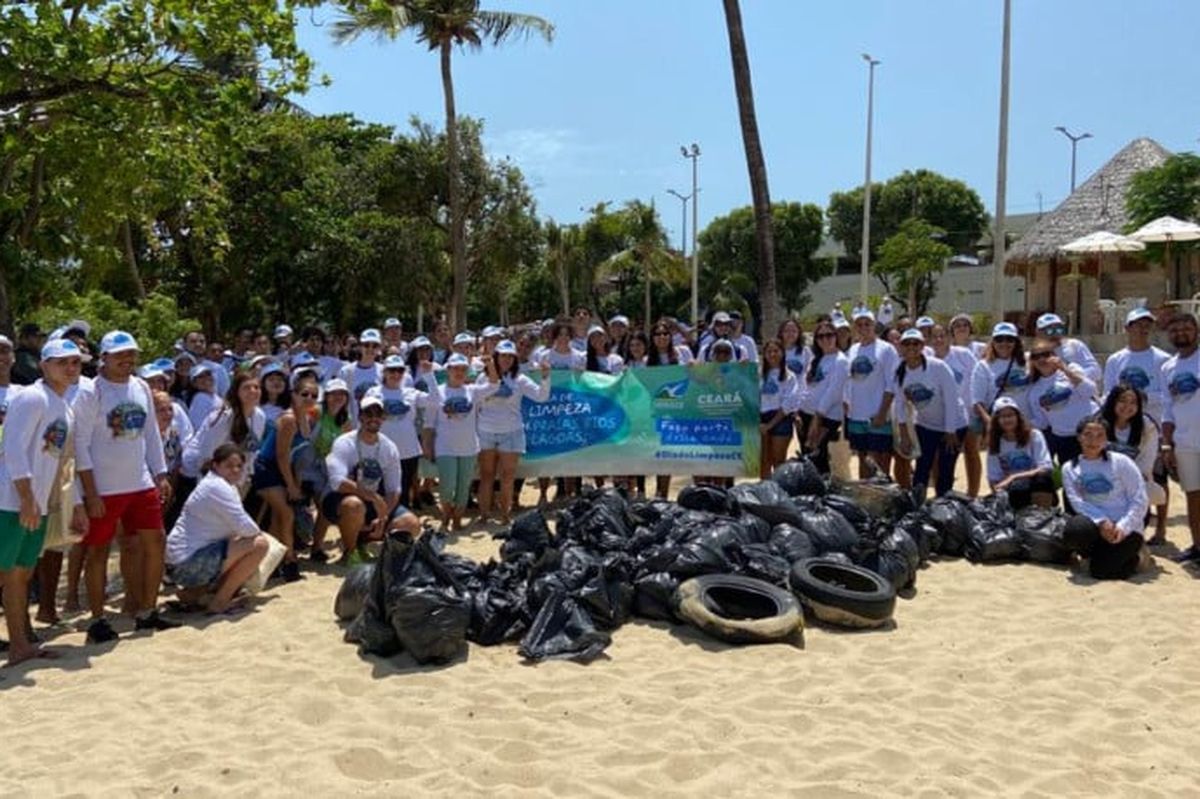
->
[134, 611, 182, 632]
[280, 560, 303, 583]
[86, 618, 119, 644]
[1171, 545, 1200, 563]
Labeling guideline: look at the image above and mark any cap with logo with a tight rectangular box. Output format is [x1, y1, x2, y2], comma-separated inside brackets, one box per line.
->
[273, 324, 294, 340]
[494, 340, 518, 356]
[711, 311, 732, 324]
[324, 378, 349, 394]
[853, 309, 876, 322]
[384, 317, 402, 329]
[41, 338, 84, 361]
[1125, 307, 1155, 326]
[900, 328, 925, 343]
[1036, 313, 1065, 330]
[359, 394, 384, 413]
[915, 316, 935, 328]
[359, 328, 382, 345]
[189, 363, 213, 380]
[453, 332, 475, 346]
[383, 354, 407, 370]
[409, 336, 432, 350]
[608, 315, 630, 327]
[100, 330, 140, 355]
[445, 353, 470, 368]
[991, 396, 1021, 414]
[991, 322, 1019, 339]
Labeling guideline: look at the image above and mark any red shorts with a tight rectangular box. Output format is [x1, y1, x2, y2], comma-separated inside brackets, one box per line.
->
[84, 488, 164, 547]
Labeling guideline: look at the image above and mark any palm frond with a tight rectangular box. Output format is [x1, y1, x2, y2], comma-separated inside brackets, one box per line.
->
[473, 10, 555, 46]
[331, 5, 416, 45]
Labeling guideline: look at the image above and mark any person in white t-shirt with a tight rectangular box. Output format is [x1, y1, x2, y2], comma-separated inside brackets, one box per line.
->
[339, 328, 385, 421]
[0, 334, 14, 426]
[0, 339, 86, 665]
[892, 329, 968, 499]
[165, 444, 269, 614]
[1160, 313, 1200, 563]
[985, 396, 1055, 509]
[843, 310, 899, 478]
[73, 331, 178, 643]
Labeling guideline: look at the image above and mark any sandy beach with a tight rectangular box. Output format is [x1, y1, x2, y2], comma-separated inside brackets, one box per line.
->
[4, 473, 1200, 798]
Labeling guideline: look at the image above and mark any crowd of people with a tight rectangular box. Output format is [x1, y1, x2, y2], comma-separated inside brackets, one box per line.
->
[1, 299, 1197, 665]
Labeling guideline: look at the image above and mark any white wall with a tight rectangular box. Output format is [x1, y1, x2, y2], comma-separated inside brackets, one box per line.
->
[798, 265, 1026, 319]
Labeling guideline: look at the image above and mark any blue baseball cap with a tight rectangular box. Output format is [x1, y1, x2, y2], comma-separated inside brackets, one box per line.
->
[260, 362, 286, 379]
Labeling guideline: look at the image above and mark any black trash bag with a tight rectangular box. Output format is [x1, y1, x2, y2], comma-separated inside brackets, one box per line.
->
[344, 531, 409, 657]
[499, 510, 553, 561]
[738, 513, 772, 545]
[630, 499, 677, 527]
[771, 457, 826, 497]
[736, 542, 792, 587]
[893, 512, 942, 562]
[970, 491, 1015, 530]
[440, 552, 483, 591]
[666, 519, 748, 577]
[664, 509, 720, 543]
[925, 494, 973, 556]
[769, 523, 817, 564]
[518, 591, 612, 662]
[526, 545, 599, 614]
[730, 481, 805, 527]
[830, 478, 912, 520]
[559, 489, 636, 552]
[385, 533, 471, 664]
[797, 505, 860, 555]
[965, 520, 1023, 563]
[577, 553, 635, 629]
[334, 563, 375, 621]
[633, 542, 679, 576]
[677, 484, 740, 516]
[467, 559, 530, 646]
[862, 528, 920, 591]
[822, 493, 874, 535]
[628, 524, 665, 553]
[1016, 507, 1072, 564]
[633, 571, 680, 621]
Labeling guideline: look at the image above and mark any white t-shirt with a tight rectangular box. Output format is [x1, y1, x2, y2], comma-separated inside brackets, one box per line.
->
[986, 429, 1053, 485]
[1026, 367, 1099, 437]
[181, 405, 268, 480]
[0, 380, 73, 514]
[369, 384, 427, 460]
[1162, 349, 1200, 450]
[939, 346, 982, 420]
[423, 382, 498, 457]
[1103, 346, 1170, 423]
[408, 362, 444, 394]
[477, 372, 551, 434]
[979, 358, 1034, 418]
[326, 431, 402, 498]
[188, 390, 218, 431]
[1062, 451, 1148, 537]
[1055, 338, 1102, 385]
[540, 347, 585, 371]
[844, 339, 899, 422]
[0, 384, 12, 426]
[73, 375, 167, 495]
[339, 361, 384, 419]
[760, 370, 800, 414]
[893, 356, 968, 433]
[733, 334, 759, 363]
[796, 352, 849, 421]
[319, 355, 346, 382]
[586, 353, 624, 375]
[165, 472, 260, 564]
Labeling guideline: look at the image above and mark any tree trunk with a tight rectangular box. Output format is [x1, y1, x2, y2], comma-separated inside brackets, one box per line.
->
[721, 0, 781, 338]
[556, 247, 570, 317]
[120, 218, 147, 300]
[442, 40, 467, 330]
[643, 262, 652, 331]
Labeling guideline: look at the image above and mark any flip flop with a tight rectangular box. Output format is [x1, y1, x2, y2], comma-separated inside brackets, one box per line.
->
[1171, 545, 1200, 563]
[205, 604, 250, 618]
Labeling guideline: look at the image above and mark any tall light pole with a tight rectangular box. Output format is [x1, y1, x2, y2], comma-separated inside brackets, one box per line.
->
[666, 188, 691, 259]
[860, 54, 880, 305]
[992, 0, 1012, 325]
[681, 143, 701, 325]
[1054, 126, 1092, 193]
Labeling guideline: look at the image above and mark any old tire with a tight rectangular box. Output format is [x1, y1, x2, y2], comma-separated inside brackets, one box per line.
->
[673, 574, 802, 644]
[789, 558, 896, 629]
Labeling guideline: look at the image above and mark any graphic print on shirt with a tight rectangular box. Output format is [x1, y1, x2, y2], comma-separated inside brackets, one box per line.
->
[1107, 441, 1139, 460]
[42, 418, 69, 456]
[996, 367, 1031, 391]
[107, 401, 147, 439]
[809, 364, 826, 384]
[762, 377, 780, 396]
[850, 355, 875, 379]
[0, 399, 7, 425]
[383, 398, 410, 418]
[1168, 370, 1200, 400]
[443, 396, 473, 415]
[999, 449, 1033, 474]
[786, 355, 806, 374]
[1081, 472, 1115, 498]
[355, 457, 383, 495]
[354, 380, 377, 402]
[1038, 384, 1074, 410]
[1119, 365, 1151, 392]
[493, 380, 515, 399]
[903, 382, 935, 408]
[242, 431, 262, 461]
[164, 430, 181, 468]
[951, 367, 964, 385]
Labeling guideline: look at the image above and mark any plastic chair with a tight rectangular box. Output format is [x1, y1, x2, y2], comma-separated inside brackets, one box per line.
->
[1096, 299, 1119, 335]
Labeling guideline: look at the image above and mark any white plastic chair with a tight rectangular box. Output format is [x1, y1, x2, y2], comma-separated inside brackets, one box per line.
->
[1096, 299, 1119, 335]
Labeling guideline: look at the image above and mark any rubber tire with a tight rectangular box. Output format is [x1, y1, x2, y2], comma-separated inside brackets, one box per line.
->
[673, 574, 803, 645]
[789, 558, 896, 629]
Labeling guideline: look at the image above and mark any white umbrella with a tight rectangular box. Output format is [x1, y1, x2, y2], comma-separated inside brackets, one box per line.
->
[1129, 216, 1200, 299]
[1058, 232, 1144, 334]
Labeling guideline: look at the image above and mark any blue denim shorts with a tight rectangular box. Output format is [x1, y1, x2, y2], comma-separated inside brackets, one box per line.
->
[167, 540, 228, 588]
[478, 428, 527, 454]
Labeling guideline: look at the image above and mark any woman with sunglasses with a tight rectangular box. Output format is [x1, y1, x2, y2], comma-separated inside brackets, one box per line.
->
[795, 321, 849, 476]
[1025, 338, 1099, 466]
[252, 372, 320, 582]
[892, 329, 968, 499]
[976, 322, 1033, 436]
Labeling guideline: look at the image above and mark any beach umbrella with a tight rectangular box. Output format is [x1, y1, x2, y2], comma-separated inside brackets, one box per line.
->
[1128, 216, 1200, 298]
[1058, 232, 1145, 333]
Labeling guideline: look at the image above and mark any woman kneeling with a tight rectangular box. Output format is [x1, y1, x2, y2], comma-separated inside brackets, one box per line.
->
[165, 444, 270, 613]
[1061, 415, 1153, 580]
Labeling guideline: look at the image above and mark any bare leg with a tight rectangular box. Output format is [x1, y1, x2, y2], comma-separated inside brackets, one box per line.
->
[208, 536, 269, 613]
[498, 452, 519, 523]
[136, 529, 166, 615]
[84, 544, 109, 620]
[335, 497, 366, 557]
[35, 551, 63, 624]
[655, 475, 671, 499]
[770, 436, 790, 476]
[118, 531, 142, 614]
[259, 488, 296, 561]
[963, 429, 982, 497]
[537, 477, 550, 507]
[3, 568, 55, 665]
[477, 449, 498, 521]
[64, 543, 84, 612]
[889, 453, 908, 488]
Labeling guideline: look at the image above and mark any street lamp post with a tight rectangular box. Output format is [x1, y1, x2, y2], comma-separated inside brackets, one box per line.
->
[992, 0, 1012, 326]
[1054, 126, 1093, 193]
[666, 188, 691, 260]
[681, 143, 701, 326]
[860, 54, 880, 306]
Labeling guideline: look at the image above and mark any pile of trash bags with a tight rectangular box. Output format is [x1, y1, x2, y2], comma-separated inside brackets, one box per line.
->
[337, 456, 1073, 665]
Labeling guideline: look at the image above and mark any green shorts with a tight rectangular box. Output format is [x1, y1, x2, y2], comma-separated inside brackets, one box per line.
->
[0, 509, 48, 571]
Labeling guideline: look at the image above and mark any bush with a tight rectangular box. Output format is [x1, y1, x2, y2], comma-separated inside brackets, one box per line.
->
[30, 290, 200, 358]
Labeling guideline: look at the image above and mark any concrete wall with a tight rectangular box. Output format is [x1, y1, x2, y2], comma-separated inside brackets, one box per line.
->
[798, 265, 1027, 320]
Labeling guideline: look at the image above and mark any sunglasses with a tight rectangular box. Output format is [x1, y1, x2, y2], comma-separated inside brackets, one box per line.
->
[993, 337, 1017, 344]
[816, 332, 836, 340]
[653, 331, 671, 337]
[900, 341, 923, 348]
[297, 391, 319, 399]
[1030, 352, 1053, 360]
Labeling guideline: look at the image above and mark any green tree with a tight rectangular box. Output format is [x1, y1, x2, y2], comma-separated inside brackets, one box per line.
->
[332, 0, 554, 330]
[873, 218, 953, 316]
[30, 290, 199, 357]
[698, 202, 825, 330]
[828, 169, 987, 264]
[720, 0, 781, 336]
[595, 200, 686, 328]
[1126, 152, 1200, 228]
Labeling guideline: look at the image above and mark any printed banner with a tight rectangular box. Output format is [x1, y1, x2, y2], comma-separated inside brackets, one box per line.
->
[515, 362, 761, 478]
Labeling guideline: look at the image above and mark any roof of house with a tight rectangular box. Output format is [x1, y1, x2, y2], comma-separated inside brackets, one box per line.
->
[1005, 137, 1173, 271]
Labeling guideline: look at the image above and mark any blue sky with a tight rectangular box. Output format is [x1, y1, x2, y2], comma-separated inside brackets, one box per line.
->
[295, 1, 1200, 248]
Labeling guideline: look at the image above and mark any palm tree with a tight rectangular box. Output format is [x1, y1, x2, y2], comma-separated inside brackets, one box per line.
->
[596, 200, 687, 327]
[333, 0, 553, 329]
[720, 0, 781, 336]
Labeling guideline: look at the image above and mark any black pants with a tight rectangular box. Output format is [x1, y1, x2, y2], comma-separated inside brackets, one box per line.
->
[1063, 516, 1144, 580]
[1046, 431, 1081, 466]
[399, 456, 419, 510]
[1006, 472, 1058, 511]
[797, 412, 841, 476]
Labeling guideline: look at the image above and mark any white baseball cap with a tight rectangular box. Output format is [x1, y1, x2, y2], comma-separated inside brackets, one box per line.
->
[853, 309, 875, 322]
[992, 396, 1021, 414]
[383, 354, 407, 370]
[711, 311, 732, 324]
[100, 330, 140, 355]
[359, 395, 384, 413]
[41, 338, 84, 361]
[360, 328, 382, 345]
[915, 316, 935, 328]
[1126, 307, 1155, 326]
[324, 378, 349, 394]
[409, 336, 432, 349]
[991, 322, 1019, 339]
[1036, 313, 1065, 330]
[273, 324, 294, 340]
[445, 353, 470, 368]
[453, 332, 475, 346]
[608, 315, 630, 327]
[383, 317, 402, 329]
[481, 325, 504, 339]
[189, 363, 213, 380]
[0, 334, 12, 349]
[494, 339, 518, 356]
[900, 328, 925, 343]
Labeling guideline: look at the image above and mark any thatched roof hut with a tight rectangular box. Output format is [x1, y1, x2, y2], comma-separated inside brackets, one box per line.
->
[1006, 137, 1172, 272]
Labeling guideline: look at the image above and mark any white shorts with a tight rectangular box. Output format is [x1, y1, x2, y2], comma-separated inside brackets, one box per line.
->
[1174, 449, 1200, 493]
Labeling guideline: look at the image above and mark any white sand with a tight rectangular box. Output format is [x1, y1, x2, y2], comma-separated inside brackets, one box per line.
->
[3, 475, 1200, 797]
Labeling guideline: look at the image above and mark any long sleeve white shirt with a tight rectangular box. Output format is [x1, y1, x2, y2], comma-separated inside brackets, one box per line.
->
[1062, 451, 1149, 537]
[0, 380, 73, 514]
[893, 357, 967, 433]
[477, 372, 551, 434]
[165, 472, 260, 564]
